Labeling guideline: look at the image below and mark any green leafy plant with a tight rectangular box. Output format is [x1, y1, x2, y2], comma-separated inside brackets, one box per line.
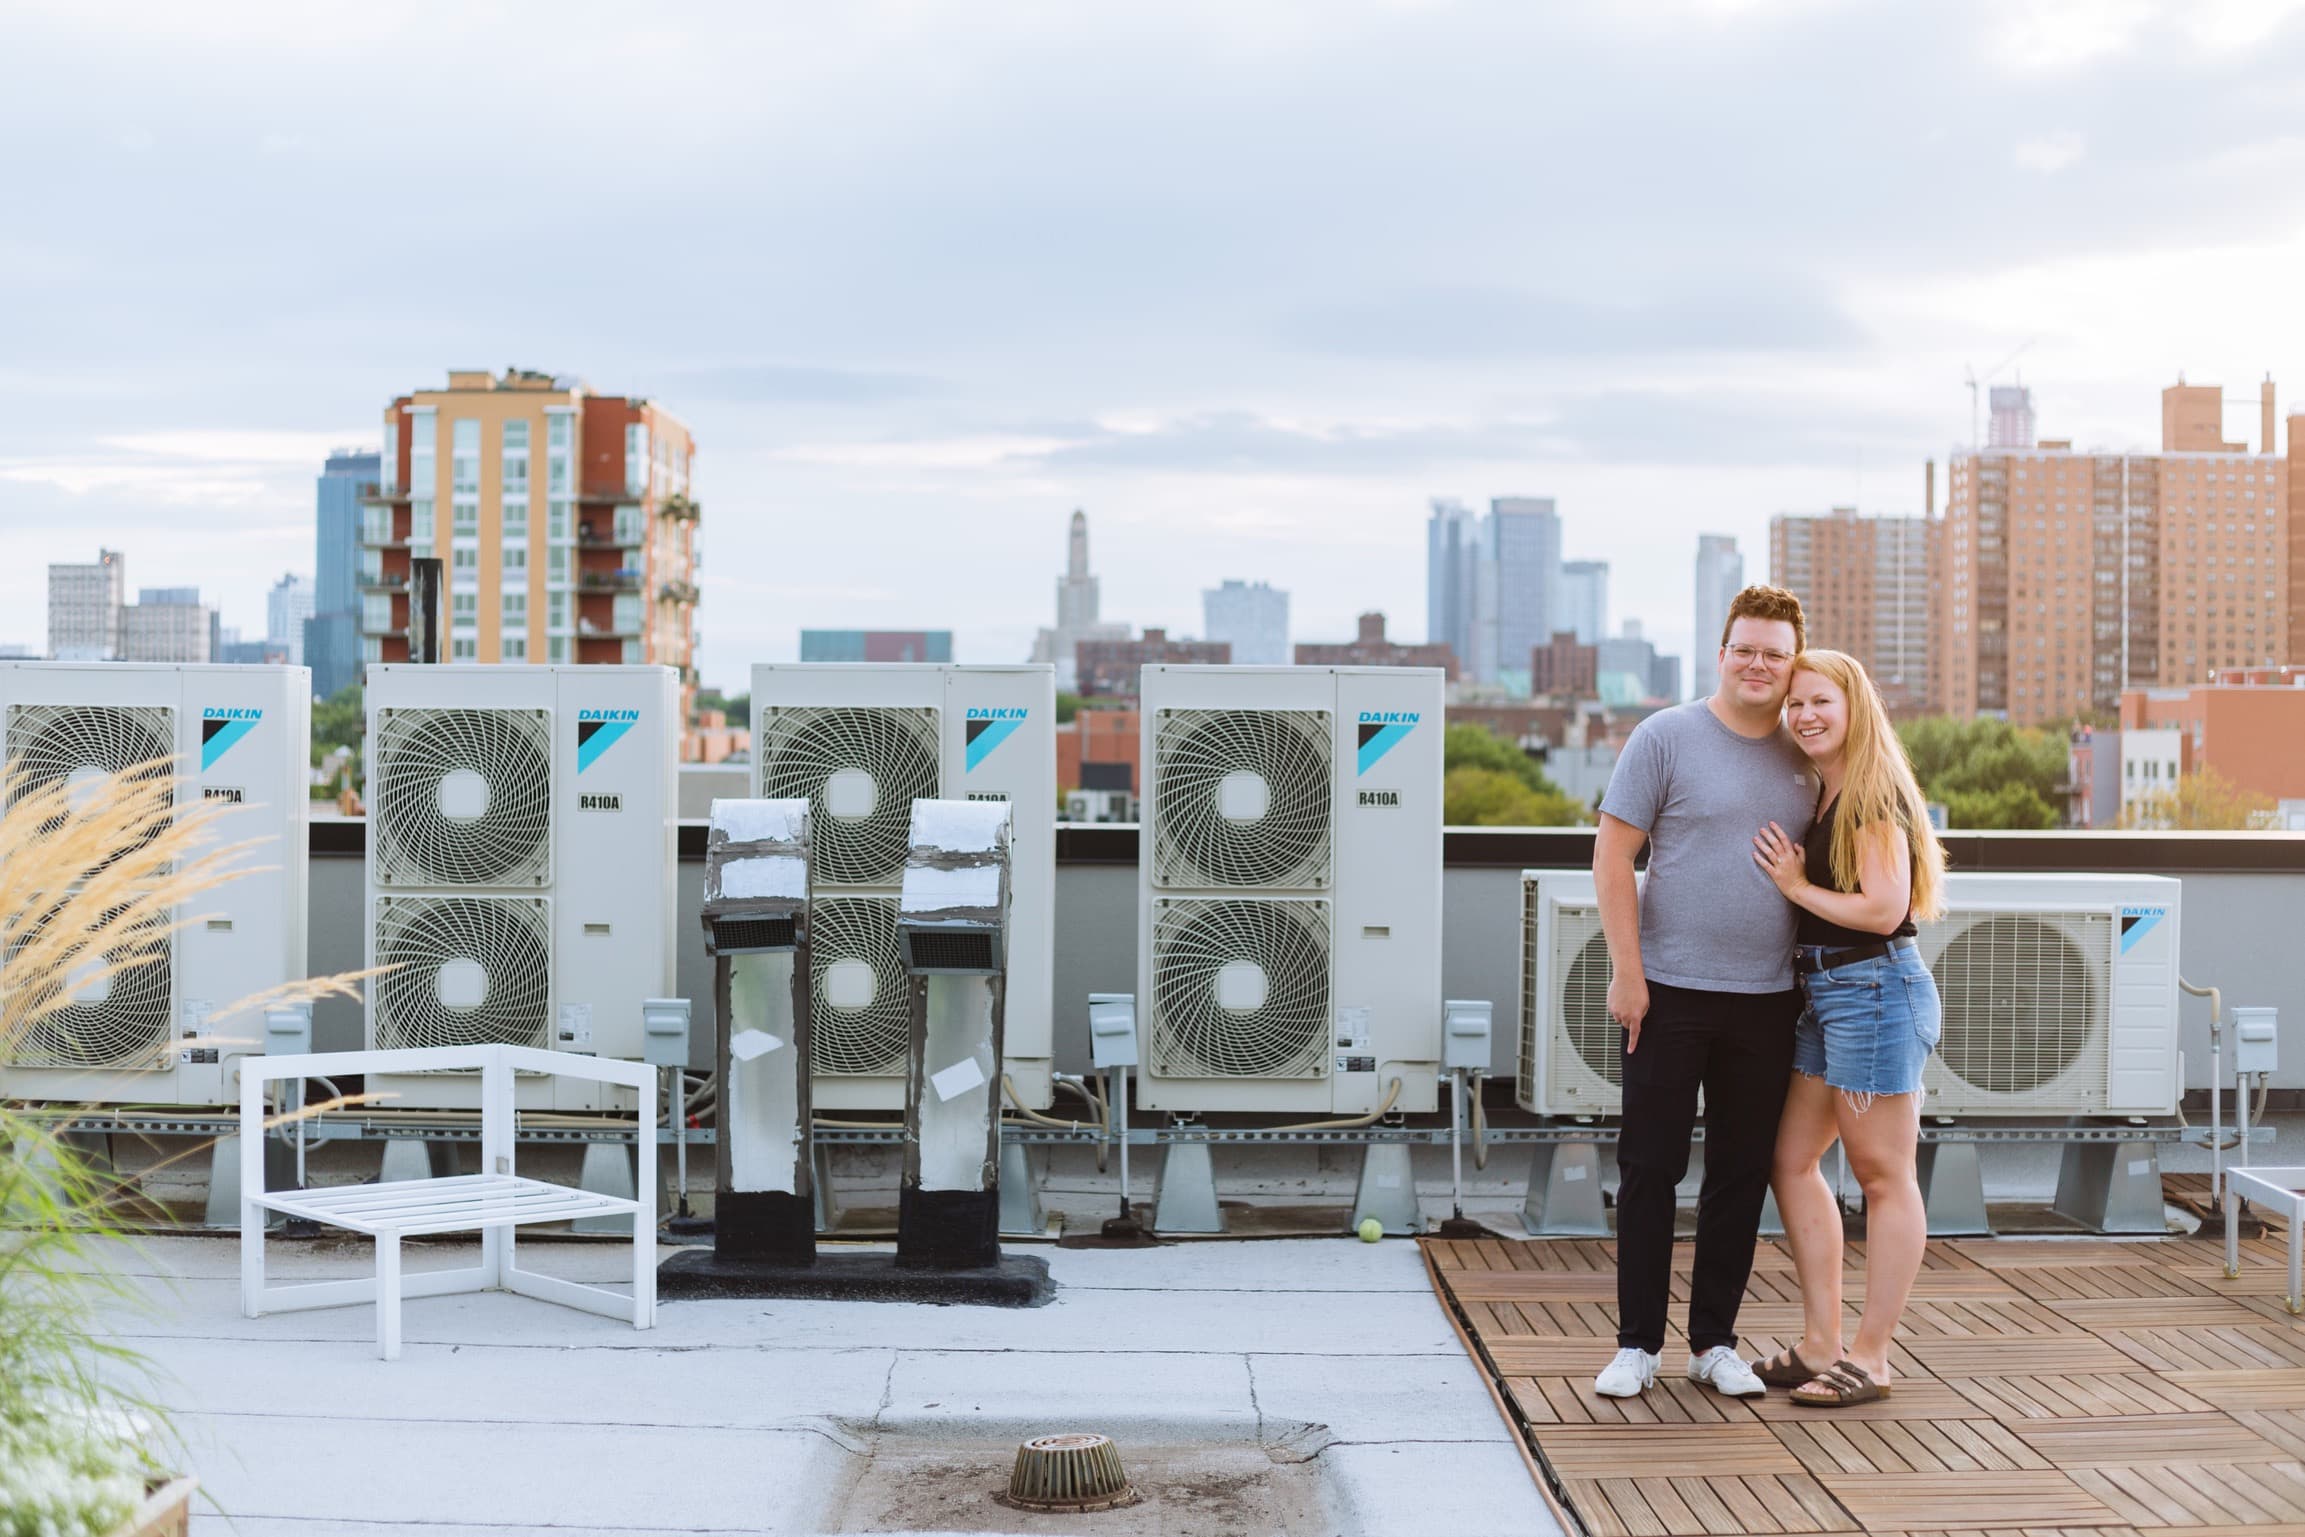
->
[2, 759, 366, 1535]
[1442, 724, 1590, 826]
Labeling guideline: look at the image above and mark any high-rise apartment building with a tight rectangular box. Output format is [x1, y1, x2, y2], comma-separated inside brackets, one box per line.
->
[1692, 534, 1743, 697]
[1770, 507, 1936, 718]
[121, 588, 214, 664]
[362, 370, 700, 704]
[266, 573, 314, 667]
[1425, 498, 1482, 676]
[1940, 378, 2293, 724]
[46, 549, 126, 660]
[1556, 560, 1607, 646]
[1030, 510, 1128, 691]
[1202, 579, 1290, 666]
[309, 448, 379, 698]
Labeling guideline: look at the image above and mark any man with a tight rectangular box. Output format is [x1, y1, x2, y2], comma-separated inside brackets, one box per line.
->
[1590, 585, 1815, 1399]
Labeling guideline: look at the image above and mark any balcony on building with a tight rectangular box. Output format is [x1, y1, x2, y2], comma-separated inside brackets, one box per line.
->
[657, 579, 699, 606]
[578, 568, 644, 594]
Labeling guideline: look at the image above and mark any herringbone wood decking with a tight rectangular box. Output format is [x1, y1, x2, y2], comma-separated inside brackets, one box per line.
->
[1425, 1229, 2305, 1536]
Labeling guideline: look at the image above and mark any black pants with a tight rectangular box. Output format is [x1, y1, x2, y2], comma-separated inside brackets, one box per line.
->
[1614, 979, 1800, 1355]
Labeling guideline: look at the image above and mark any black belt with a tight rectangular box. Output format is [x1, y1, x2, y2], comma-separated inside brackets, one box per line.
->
[1795, 936, 1916, 976]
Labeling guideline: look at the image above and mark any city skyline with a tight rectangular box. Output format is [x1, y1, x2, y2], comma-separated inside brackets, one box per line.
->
[7, 3, 2305, 685]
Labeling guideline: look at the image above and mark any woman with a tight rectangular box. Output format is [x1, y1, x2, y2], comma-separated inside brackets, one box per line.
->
[1749, 649, 1945, 1408]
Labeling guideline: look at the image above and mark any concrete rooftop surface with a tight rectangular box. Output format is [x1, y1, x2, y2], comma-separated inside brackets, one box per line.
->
[92, 1232, 1560, 1537]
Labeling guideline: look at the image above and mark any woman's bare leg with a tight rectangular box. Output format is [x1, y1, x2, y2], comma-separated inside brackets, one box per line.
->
[1837, 1089, 1924, 1384]
[1770, 1071, 1844, 1368]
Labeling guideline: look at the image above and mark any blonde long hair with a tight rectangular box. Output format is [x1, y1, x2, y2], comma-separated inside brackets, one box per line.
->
[1793, 650, 1945, 921]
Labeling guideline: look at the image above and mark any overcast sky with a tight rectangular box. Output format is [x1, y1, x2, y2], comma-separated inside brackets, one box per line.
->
[6, 0, 2305, 688]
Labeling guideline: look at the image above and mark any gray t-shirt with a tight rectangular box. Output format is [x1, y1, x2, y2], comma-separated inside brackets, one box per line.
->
[1598, 699, 1817, 993]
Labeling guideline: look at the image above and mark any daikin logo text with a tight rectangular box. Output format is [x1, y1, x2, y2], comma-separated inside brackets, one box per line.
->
[576, 708, 639, 772]
[965, 707, 1028, 771]
[200, 707, 263, 770]
[1355, 711, 1420, 775]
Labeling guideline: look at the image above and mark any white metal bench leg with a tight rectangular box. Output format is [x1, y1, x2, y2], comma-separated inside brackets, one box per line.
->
[2290, 1212, 2303, 1316]
[2227, 1183, 2242, 1280]
[377, 1234, 402, 1360]
[242, 1196, 266, 1319]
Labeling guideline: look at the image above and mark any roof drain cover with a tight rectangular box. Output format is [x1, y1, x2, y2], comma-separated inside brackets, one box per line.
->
[998, 1432, 1138, 1514]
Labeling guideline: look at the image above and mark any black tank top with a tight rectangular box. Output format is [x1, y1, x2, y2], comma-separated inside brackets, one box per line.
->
[1797, 796, 1918, 948]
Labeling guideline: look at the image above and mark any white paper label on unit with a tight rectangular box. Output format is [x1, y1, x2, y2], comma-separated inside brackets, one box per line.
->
[930, 1057, 988, 1102]
[2127, 1158, 2152, 1178]
[1336, 1007, 1370, 1052]
[180, 1000, 212, 1039]
[1562, 1165, 1589, 1182]
[729, 1029, 784, 1062]
[557, 1004, 593, 1048]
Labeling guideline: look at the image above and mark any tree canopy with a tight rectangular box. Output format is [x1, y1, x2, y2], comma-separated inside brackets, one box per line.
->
[1442, 724, 1589, 826]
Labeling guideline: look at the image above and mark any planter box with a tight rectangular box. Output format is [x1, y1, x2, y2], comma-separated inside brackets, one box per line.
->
[113, 1478, 197, 1537]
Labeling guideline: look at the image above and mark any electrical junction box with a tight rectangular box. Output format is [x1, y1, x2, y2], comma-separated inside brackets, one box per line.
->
[2233, 1006, 2279, 1077]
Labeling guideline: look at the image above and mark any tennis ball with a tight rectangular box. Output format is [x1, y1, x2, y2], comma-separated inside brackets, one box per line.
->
[1357, 1217, 1384, 1243]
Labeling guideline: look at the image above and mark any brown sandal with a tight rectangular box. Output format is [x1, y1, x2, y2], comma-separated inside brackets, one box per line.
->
[1790, 1359, 1891, 1407]
[1756, 1346, 1822, 1388]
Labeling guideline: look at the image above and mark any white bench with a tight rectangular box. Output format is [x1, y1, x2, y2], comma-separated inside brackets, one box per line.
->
[2225, 1164, 2305, 1315]
[240, 1045, 656, 1359]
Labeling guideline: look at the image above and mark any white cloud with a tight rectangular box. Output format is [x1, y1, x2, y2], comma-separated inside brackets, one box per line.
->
[2014, 130, 2088, 174]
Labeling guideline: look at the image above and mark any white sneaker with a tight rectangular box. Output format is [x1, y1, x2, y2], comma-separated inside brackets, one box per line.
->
[1687, 1345, 1766, 1397]
[1594, 1346, 1660, 1398]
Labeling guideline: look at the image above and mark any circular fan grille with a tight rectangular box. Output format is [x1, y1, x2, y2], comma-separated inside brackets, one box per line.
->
[5, 911, 172, 1070]
[1153, 710, 1332, 889]
[757, 708, 940, 887]
[1561, 930, 1623, 1087]
[1151, 899, 1330, 1079]
[373, 708, 552, 887]
[5, 704, 176, 856]
[372, 897, 552, 1051]
[1931, 915, 2096, 1095]
[808, 896, 911, 1076]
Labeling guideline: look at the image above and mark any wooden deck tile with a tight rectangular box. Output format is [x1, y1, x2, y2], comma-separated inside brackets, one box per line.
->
[1448, 1271, 1623, 1302]
[2168, 1372, 2305, 1410]
[1538, 1422, 1801, 1477]
[2047, 1297, 2272, 1330]
[1904, 1335, 2144, 1376]
[2004, 1413, 2293, 1470]
[1950, 1373, 2220, 1421]
[1812, 1471, 2122, 1530]
[1740, 1379, 1983, 1425]
[2101, 1326, 2305, 1374]
[1949, 1240, 2186, 1270]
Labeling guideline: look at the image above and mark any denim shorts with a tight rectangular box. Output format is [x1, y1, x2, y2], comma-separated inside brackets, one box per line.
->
[1791, 942, 1943, 1102]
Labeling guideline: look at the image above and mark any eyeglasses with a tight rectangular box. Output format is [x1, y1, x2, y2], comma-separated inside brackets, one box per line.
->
[1725, 644, 1795, 670]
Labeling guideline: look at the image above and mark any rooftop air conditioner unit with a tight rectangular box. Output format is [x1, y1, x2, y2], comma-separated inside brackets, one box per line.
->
[1921, 872, 2180, 1115]
[749, 664, 1055, 1110]
[0, 662, 309, 1106]
[362, 664, 676, 1112]
[1516, 870, 1627, 1116]
[1517, 868, 2184, 1119]
[1137, 666, 1443, 1114]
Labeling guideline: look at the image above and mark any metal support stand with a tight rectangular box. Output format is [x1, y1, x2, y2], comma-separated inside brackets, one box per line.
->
[204, 1135, 297, 1229]
[1758, 1186, 1786, 1237]
[1915, 1141, 1992, 1236]
[999, 1140, 1044, 1236]
[378, 1139, 458, 1183]
[813, 1142, 843, 1233]
[2052, 1139, 2166, 1234]
[1520, 1140, 1609, 1237]
[1154, 1140, 1225, 1233]
[895, 972, 1004, 1269]
[1350, 1143, 1422, 1235]
[574, 1142, 639, 1235]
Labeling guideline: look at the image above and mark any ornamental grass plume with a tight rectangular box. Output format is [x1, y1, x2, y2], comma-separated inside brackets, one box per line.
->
[1, 755, 372, 1536]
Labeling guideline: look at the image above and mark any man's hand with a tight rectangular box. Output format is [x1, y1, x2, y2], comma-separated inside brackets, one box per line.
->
[1608, 971, 1650, 1056]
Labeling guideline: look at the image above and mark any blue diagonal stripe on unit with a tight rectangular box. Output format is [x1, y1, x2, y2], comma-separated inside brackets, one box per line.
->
[201, 719, 258, 771]
[1357, 723, 1414, 775]
[966, 717, 1023, 771]
[577, 720, 633, 773]
[2119, 908, 2165, 954]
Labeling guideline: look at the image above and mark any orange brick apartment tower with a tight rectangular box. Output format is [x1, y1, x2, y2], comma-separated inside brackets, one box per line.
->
[1769, 507, 1935, 718]
[1939, 379, 2289, 725]
[360, 369, 699, 706]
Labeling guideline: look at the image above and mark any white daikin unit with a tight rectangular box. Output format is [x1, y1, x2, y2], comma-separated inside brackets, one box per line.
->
[363, 665, 676, 1112]
[749, 664, 1055, 1111]
[0, 662, 309, 1106]
[1516, 870, 1624, 1116]
[1137, 666, 1443, 1115]
[1921, 872, 2180, 1115]
[1515, 868, 2184, 1119]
